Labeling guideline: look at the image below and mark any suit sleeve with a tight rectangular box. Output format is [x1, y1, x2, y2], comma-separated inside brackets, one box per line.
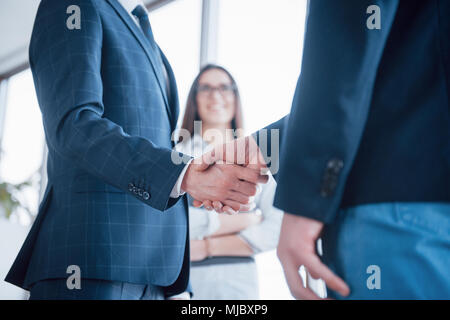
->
[252, 115, 289, 181]
[30, 0, 190, 211]
[270, 0, 399, 223]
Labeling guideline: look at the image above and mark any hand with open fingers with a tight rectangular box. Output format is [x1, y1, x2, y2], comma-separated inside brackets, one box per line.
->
[277, 213, 350, 300]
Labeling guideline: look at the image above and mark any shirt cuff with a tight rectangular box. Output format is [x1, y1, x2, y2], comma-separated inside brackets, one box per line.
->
[169, 159, 193, 198]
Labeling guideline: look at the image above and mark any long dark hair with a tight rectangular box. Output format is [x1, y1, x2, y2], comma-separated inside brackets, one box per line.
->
[180, 64, 244, 138]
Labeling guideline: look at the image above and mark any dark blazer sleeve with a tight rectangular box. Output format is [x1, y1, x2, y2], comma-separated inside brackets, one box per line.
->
[264, 0, 399, 223]
[30, 0, 190, 211]
[252, 115, 289, 181]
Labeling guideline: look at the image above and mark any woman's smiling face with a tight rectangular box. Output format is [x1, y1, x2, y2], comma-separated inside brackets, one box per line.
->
[196, 68, 236, 127]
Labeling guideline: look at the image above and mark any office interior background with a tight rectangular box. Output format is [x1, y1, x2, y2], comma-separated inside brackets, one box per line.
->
[0, 0, 307, 299]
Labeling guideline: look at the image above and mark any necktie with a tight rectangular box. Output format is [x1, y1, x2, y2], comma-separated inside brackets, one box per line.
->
[132, 5, 168, 93]
[132, 5, 157, 49]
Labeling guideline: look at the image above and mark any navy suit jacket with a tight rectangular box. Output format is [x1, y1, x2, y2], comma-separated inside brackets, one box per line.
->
[6, 0, 192, 296]
[257, 0, 450, 223]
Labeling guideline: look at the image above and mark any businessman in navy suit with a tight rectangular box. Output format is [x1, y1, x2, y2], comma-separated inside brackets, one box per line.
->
[5, 0, 266, 299]
[200, 0, 450, 299]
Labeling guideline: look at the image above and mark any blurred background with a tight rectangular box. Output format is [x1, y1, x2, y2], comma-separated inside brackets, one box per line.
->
[0, 0, 307, 299]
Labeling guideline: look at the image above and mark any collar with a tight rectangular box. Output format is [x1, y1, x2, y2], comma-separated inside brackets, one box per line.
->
[118, 0, 147, 16]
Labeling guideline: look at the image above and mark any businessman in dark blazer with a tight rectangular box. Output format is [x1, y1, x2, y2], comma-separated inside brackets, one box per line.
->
[5, 0, 265, 299]
[200, 0, 450, 299]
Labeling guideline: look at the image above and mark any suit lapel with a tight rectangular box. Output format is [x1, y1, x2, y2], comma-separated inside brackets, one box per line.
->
[159, 47, 179, 132]
[106, 0, 171, 117]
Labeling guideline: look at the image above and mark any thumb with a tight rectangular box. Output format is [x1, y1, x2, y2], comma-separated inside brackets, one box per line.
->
[192, 200, 204, 207]
[196, 149, 217, 171]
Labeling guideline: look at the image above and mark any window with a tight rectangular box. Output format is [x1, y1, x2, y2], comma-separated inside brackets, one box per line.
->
[217, 0, 307, 134]
[216, 0, 308, 299]
[0, 69, 44, 224]
[149, 0, 202, 123]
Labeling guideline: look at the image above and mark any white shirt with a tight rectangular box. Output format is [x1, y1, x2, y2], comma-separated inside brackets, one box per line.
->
[117, 0, 190, 200]
[117, 0, 191, 300]
[118, 0, 146, 25]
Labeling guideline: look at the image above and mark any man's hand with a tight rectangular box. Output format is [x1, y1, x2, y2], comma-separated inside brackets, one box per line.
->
[277, 213, 350, 300]
[182, 160, 262, 212]
[201, 135, 267, 171]
[192, 135, 268, 213]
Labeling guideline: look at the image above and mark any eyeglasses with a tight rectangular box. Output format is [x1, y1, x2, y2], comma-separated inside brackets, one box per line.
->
[196, 84, 236, 97]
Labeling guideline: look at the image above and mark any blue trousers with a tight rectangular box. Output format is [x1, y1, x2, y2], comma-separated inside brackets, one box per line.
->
[322, 202, 450, 299]
[29, 278, 165, 300]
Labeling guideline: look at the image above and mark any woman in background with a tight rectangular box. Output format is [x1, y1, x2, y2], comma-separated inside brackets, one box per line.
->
[176, 64, 283, 300]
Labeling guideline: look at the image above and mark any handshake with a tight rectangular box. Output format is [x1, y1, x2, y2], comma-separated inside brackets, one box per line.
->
[181, 136, 268, 214]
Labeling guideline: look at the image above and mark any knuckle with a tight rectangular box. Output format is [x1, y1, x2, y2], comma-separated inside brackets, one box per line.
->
[278, 243, 296, 259]
[231, 204, 240, 211]
[252, 170, 259, 181]
[249, 184, 257, 196]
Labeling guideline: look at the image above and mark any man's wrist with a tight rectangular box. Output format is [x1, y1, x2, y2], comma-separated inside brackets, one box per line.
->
[170, 159, 193, 198]
[180, 161, 192, 194]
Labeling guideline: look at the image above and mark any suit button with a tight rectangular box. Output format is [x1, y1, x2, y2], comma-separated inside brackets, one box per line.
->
[320, 158, 344, 197]
[128, 183, 134, 192]
[143, 191, 150, 200]
[132, 186, 138, 194]
[138, 189, 143, 196]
